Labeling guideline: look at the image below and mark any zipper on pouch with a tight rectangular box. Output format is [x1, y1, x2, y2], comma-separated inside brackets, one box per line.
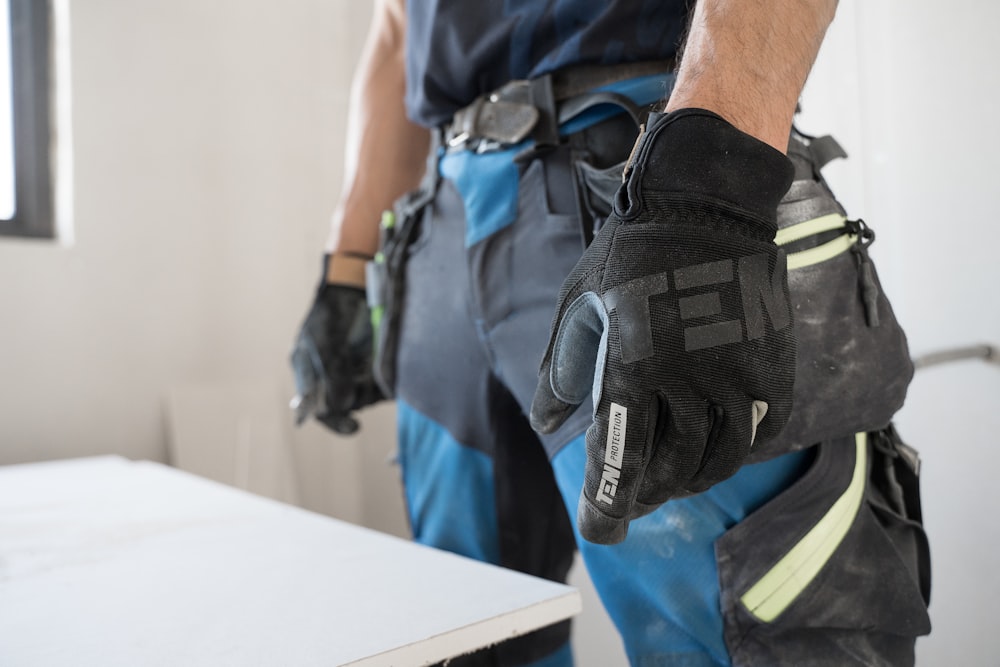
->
[776, 213, 881, 328]
[844, 218, 880, 327]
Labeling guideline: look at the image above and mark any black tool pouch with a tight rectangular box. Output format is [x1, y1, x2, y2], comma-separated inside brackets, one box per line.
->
[717, 427, 930, 666]
[367, 134, 442, 398]
[573, 128, 915, 460]
[869, 424, 932, 605]
[567, 105, 651, 243]
[750, 130, 914, 459]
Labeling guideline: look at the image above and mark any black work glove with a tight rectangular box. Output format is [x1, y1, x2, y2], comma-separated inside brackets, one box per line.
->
[530, 109, 796, 545]
[290, 258, 383, 434]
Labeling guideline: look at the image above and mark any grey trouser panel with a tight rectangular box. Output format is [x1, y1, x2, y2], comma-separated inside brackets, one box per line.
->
[394, 150, 591, 665]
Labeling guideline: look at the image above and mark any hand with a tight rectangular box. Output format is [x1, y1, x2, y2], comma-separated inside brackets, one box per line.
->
[290, 280, 383, 434]
[531, 109, 796, 544]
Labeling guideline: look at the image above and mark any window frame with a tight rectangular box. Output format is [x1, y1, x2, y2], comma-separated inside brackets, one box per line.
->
[1, 0, 53, 239]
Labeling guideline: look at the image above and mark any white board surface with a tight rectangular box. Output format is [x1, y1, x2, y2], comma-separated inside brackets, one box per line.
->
[0, 457, 580, 666]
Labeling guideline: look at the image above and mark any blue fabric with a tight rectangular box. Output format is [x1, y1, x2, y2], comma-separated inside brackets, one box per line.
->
[444, 73, 675, 249]
[551, 435, 811, 666]
[558, 73, 673, 137]
[396, 400, 501, 565]
[441, 147, 523, 249]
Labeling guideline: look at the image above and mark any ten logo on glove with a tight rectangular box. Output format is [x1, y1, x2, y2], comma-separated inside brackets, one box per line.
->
[531, 109, 797, 545]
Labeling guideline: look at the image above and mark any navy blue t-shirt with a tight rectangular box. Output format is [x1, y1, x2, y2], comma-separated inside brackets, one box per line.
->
[405, 0, 688, 127]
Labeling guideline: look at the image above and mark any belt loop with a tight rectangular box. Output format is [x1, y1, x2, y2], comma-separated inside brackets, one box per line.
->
[403, 128, 442, 217]
[528, 74, 559, 148]
[424, 128, 442, 193]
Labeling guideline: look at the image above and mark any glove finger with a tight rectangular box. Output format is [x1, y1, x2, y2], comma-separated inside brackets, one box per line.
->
[681, 400, 756, 495]
[577, 394, 655, 545]
[317, 411, 360, 435]
[351, 378, 384, 411]
[290, 340, 318, 393]
[633, 396, 711, 509]
[322, 352, 359, 417]
[290, 343, 321, 424]
[290, 392, 317, 426]
[530, 291, 608, 434]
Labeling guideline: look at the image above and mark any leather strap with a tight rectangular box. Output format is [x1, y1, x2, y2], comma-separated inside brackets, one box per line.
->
[445, 59, 673, 150]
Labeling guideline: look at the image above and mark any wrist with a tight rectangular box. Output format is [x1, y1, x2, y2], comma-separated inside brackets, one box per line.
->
[323, 252, 370, 289]
[663, 92, 795, 156]
[632, 109, 794, 227]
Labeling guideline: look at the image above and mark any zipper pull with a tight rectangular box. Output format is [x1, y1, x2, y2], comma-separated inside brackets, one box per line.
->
[845, 218, 880, 327]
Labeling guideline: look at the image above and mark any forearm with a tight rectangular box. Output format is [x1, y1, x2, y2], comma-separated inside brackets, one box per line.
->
[326, 0, 430, 278]
[666, 0, 837, 153]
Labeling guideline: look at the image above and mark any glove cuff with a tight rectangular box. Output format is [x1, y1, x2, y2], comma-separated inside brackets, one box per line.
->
[620, 109, 795, 231]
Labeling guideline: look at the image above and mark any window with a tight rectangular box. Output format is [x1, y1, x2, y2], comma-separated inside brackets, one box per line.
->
[0, 0, 54, 239]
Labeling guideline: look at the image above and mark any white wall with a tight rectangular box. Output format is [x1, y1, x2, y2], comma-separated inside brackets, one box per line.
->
[0, 0, 394, 525]
[1, 1, 997, 665]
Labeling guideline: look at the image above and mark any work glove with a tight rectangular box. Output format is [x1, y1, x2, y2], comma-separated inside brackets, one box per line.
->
[530, 109, 797, 545]
[290, 256, 383, 434]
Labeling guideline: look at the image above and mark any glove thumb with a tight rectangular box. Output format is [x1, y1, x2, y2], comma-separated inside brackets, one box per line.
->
[531, 292, 609, 434]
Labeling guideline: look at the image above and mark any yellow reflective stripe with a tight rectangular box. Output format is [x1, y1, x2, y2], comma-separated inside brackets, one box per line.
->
[776, 213, 853, 270]
[740, 432, 868, 623]
[775, 213, 847, 246]
[786, 234, 855, 270]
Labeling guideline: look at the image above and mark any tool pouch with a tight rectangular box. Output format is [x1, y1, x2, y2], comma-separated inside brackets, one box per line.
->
[869, 424, 932, 605]
[750, 130, 914, 459]
[717, 427, 930, 666]
[573, 129, 914, 460]
[367, 135, 442, 398]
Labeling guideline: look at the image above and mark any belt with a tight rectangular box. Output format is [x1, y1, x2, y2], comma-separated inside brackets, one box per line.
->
[444, 59, 674, 151]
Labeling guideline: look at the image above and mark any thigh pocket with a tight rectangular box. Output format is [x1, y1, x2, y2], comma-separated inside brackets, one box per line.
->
[508, 154, 590, 310]
[716, 430, 931, 666]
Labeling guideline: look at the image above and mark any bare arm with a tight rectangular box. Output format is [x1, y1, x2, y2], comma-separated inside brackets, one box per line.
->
[665, 0, 838, 153]
[325, 0, 430, 286]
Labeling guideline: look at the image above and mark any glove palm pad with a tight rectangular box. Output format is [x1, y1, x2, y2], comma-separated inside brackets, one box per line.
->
[531, 110, 796, 544]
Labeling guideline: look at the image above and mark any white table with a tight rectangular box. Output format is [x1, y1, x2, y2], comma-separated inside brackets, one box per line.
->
[0, 457, 580, 666]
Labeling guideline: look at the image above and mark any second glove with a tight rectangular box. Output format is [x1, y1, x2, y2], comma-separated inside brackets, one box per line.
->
[290, 255, 383, 434]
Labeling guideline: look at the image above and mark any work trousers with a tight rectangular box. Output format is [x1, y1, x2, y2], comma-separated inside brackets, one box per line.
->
[391, 94, 930, 666]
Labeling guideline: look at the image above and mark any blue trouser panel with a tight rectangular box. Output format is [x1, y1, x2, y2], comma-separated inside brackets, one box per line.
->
[397, 397, 575, 667]
[398, 394, 811, 667]
[551, 434, 811, 666]
[397, 400, 500, 565]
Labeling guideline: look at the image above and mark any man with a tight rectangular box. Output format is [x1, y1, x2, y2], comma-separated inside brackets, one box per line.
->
[291, 1, 930, 664]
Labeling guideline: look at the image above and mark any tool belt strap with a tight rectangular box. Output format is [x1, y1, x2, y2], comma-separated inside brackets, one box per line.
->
[444, 59, 674, 149]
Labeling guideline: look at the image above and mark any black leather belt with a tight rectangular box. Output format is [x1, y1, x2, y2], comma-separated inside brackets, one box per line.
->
[444, 59, 674, 151]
